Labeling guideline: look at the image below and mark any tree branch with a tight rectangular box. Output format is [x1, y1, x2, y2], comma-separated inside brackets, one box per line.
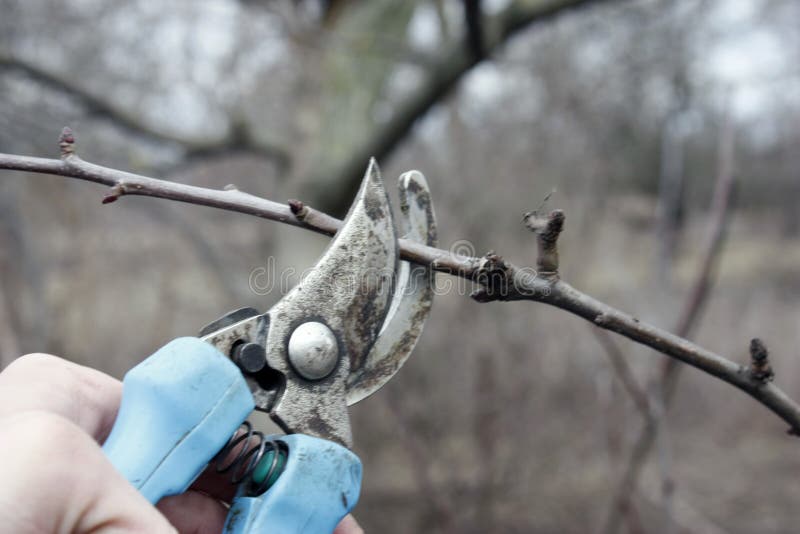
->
[464, 0, 486, 60]
[380, 398, 456, 532]
[1, 129, 799, 441]
[0, 56, 290, 168]
[305, 0, 614, 213]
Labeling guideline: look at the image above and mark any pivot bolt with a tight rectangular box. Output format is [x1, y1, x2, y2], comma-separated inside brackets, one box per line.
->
[287, 321, 338, 380]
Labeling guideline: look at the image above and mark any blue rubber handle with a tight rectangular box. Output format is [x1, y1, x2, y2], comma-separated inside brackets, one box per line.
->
[223, 434, 362, 534]
[102, 337, 255, 503]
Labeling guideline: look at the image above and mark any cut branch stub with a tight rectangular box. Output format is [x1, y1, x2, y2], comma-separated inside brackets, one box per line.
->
[524, 208, 564, 273]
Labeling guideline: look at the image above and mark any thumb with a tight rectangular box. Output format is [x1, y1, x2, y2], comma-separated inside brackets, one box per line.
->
[0, 410, 176, 534]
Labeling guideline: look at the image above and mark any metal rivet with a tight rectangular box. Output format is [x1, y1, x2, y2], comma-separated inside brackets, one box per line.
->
[233, 342, 267, 374]
[288, 322, 338, 380]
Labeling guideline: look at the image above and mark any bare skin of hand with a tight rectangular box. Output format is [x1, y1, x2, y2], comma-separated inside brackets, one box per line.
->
[0, 354, 364, 534]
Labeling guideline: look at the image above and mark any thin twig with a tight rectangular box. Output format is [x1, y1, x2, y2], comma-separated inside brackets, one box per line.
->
[602, 114, 739, 534]
[1, 130, 800, 442]
[638, 483, 730, 534]
[0, 56, 291, 168]
[380, 398, 456, 532]
[653, 385, 675, 534]
[591, 329, 651, 419]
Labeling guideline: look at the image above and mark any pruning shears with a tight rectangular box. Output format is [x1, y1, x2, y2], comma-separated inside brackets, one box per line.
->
[100, 161, 437, 533]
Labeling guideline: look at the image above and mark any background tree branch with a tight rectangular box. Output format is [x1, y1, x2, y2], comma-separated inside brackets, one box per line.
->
[0, 55, 291, 168]
[301, 0, 614, 213]
[602, 113, 739, 534]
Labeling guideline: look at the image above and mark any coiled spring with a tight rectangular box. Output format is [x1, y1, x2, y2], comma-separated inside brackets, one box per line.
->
[213, 421, 288, 496]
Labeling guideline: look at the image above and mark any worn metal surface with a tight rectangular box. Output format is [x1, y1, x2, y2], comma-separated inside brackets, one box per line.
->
[264, 159, 397, 447]
[200, 163, 437, 448]
[203, 159, 397, 447]
[346, 170, 437, 405]
[199, 307, 261, 338]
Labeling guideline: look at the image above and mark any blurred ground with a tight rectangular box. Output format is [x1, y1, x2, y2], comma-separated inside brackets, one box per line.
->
[1, 1, 798, 533]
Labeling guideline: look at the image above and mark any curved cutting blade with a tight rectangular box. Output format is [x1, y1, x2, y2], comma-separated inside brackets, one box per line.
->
[346, 170, 437, 405]
[263, 159, 398, 447]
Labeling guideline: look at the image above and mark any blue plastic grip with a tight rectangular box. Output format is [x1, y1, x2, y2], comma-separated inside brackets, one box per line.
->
[223, 434, 362, 534]
[102, 337, 255, 504]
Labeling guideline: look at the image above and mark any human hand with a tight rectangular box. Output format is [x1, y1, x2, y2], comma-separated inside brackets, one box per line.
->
[0, 353, 364, 534]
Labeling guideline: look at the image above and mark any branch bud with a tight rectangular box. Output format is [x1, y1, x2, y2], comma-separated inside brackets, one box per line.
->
[59, 127, 75, 158]
[749, 338, 774, 383]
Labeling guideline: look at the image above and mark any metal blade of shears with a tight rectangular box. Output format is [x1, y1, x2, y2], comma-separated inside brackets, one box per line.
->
[346, 170, 437, 405]
[199, 163, 438, 449]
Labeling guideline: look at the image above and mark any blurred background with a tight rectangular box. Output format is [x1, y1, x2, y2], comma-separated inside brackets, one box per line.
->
[1, 0, 798, 532]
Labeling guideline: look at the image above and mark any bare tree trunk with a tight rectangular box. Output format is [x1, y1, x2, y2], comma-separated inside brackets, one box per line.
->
[655, 112, 687, 284]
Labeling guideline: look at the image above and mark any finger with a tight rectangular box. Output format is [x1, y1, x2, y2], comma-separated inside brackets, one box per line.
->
[157, 491, 228, 534]
[0, 410, 176, 533]
[0, 353, 122, 442]
[186, 475, 364, 534]
[334, 514, 365, 534]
